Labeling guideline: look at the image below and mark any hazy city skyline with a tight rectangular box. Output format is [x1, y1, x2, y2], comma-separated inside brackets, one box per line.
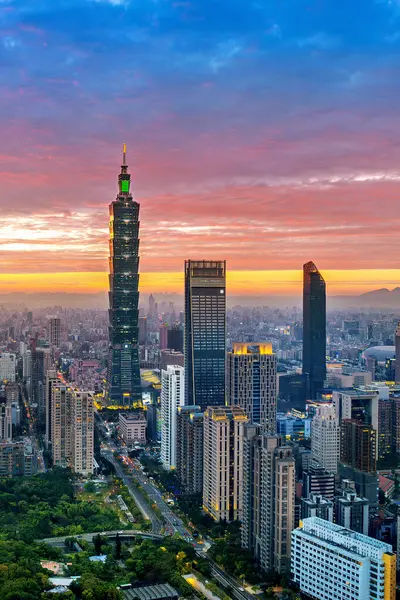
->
[1, 1, 400, 296]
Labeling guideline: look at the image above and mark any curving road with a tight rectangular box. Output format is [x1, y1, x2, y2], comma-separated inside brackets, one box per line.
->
[101, 446, 163, 534]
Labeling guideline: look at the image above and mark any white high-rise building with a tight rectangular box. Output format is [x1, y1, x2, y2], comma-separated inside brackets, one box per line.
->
[161, 365, 184, 470]
[71, 391, 94, 476]
[292, 517, 396, 600]
[0, 353, 16, 382]
[227, 343, 277, 433]
[311, 404, 340, 474]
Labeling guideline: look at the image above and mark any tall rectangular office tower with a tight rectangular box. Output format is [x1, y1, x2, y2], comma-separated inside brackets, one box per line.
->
[184, 260, 226, 409]
[227, 342, 277, 433]
[107, 145, 142, 407]
[302, 261, 326, 399]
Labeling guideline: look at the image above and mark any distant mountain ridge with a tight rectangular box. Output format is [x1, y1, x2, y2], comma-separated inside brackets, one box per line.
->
[0, 287, 399, 309]
[359, 287, 400, 298]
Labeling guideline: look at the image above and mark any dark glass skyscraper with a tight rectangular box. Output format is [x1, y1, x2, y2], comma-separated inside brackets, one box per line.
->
[302, 261, 326, 399]
[184, 260, 226, 409]
[107, 146, 141, 406]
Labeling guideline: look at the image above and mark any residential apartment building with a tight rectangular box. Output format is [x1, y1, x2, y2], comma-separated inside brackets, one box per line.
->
[291, 517, 395, 600]
[70, 392, 94, 476]
[203, 406, 248, 522]
[242, 427, 295, 574]
[160, 365, 184, 470]
[176, 405, 204, 494]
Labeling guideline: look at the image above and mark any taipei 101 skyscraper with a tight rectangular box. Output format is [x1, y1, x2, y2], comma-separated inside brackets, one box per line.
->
[107, 145, 142, 406]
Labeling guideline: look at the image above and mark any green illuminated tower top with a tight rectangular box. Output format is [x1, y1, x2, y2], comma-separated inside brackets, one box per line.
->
[118, 143, 131, 195]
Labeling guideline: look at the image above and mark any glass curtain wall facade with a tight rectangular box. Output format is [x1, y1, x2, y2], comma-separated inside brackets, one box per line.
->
[107, 146, 141, 406]
[184, 260, 226, 409]
[302, 261, 326, 399]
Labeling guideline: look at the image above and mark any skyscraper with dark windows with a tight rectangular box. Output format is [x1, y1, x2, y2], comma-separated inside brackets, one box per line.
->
[107, 145, 141, 407]
[184, 260, 226, 409]
[302, 261, 326, 399]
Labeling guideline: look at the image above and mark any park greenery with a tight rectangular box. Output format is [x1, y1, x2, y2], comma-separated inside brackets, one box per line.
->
[0, 469, 122, 542]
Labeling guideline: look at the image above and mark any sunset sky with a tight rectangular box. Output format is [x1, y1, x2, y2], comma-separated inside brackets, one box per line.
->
[1, 0, 400, 296]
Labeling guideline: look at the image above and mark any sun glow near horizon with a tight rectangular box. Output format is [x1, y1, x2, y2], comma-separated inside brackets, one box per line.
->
[0, 269, 399, 296]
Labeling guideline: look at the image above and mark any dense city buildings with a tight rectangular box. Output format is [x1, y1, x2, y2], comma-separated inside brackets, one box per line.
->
[0, 440, 37, 477]
[159, 324, 169, 350]
[107, 146, 142, 407]
[31, 347, 51, 423]
[301, 493, 333, 522]
[311, 404, 340, 474]
[167, 325, 184, 353]
[227, 342, 277, 433]
[302, 261, 326, 399]
[291, 518, 396, 600]
[176, 405, 204, 494]
[160, 349, 184, 372]
[184, 260, 226, 410]
[333, 388, 379, 458]
[303, 462, 335, 500]
[276, 412, 310, 441]
[396, 322, 400, 383]
[203, 406, 247, 522]
[48, 316, 61, 348]
[160, 365, 184, 470]
[242, 426, 295, 574]
[340, 419, 377, 473]
[335, 485, 369, 535]
[119, 412, 146, 446]
[0, 394, 12, 442]
[0, 352, 16, 382]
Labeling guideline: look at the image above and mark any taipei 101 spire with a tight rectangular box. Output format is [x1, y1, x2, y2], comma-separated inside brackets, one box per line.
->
[107, 145, 142, 406]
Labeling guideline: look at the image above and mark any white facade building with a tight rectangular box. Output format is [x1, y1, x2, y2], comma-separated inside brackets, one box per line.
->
[161, 365, 184, 470]
[311, 404, 340, 474]
[0, 353, 16, 382]
[292, 517, 396, 600]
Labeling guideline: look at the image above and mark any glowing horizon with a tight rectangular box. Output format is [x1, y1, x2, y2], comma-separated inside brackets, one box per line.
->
[0, 269, 399, 296]
[1, 1, 399, 291]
